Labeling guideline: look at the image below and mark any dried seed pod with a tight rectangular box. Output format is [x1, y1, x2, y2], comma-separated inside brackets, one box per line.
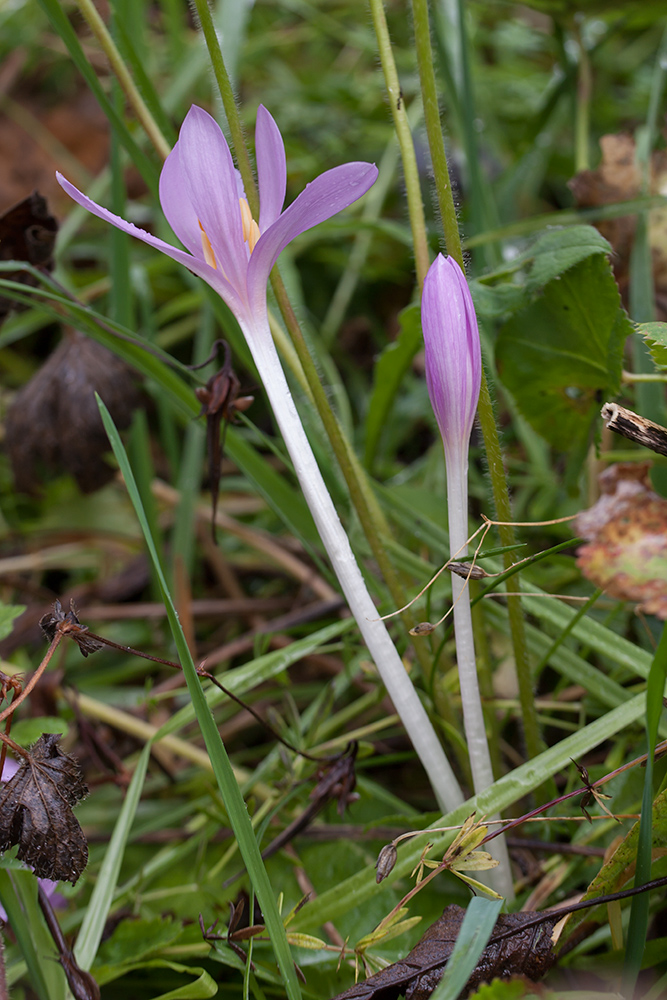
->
[5, 329, 141, 494]
[375, 843, 398, 883]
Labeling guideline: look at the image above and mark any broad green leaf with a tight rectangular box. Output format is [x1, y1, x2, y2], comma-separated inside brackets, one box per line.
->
[0, 602, 25, 642]
[364, 304, 423, 469]
[94, 916, 182, 972]
[640, 321, 667, 367]
[429, 897, 504, 1000]
[521, 226, 612, 295]
[9, 717, 68, 745]
[96, 957, 217, 996]
[496, 255, 630, 450]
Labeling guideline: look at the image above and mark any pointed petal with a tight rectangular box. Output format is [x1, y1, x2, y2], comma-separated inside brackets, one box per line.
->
[422, 254, 481, 460]
[255, 105, 286, 232]
[159, 138, 205, 258]
[248, 161, 377, 301]
[56, 172, 247, 319]
[175, 106, 248, 294]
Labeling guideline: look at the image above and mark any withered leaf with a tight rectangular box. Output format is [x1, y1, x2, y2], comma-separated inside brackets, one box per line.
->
[39, 599, 103, 657]
[0, 191, 58, 322]
[331, 905, 558, 1000]
[5, 329, 140, 495]
[192, 339, 253, 540]
[0, 734, 88, 884]
[575, 462, 667, 618]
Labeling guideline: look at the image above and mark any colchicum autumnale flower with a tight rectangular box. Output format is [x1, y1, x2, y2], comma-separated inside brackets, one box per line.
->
[423, 254, 512, 894]
[57, 107, 463, 812]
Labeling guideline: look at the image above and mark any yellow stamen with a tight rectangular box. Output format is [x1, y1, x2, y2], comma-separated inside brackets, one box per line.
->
[198, 221, 217, 269]
[239, 197, 260, 253]
[248, 219, 261, 253]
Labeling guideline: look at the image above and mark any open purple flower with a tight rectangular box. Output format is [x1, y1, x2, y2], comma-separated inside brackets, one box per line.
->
[55, 107, 465, 812]
[57, 105, 377, 332]
[423, 253, 481, 476]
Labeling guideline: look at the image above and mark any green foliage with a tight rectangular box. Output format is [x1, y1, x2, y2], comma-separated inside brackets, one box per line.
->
[0, 604, 25, 642]
[495, 254, 630, 451]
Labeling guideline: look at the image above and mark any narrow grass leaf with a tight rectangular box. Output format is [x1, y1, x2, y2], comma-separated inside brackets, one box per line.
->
[429, 897, 504, 1000]
[97, 398, 302, 1000]
[74, 741, 151, 970]
[0, 869, 65, 1000]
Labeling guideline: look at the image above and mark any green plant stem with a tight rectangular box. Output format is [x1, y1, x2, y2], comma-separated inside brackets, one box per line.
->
[411, 0, 461, 269]
[573, 23, 592, 173]
[74, 0, 171, 160]
[411, 0, 540, 765]
[191, 0, 258, 219]
[367, 0, 430, 288]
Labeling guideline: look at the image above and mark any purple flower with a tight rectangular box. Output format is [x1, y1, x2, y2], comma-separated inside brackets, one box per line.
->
[422, 254, 481, 472]
[57, 105, 377, 332]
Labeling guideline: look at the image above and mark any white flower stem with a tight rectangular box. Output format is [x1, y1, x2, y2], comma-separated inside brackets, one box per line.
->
[446, 452, 514, 899]
[243, 319, 464, 814]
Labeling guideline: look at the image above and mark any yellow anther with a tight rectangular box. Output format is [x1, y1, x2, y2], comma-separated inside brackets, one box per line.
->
[239, 198, 260, 253]
[248, 219, 261, 253]
[198, 221, 217, 269]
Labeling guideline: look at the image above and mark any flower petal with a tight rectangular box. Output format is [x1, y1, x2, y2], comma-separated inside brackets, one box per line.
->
[175, 106, 248, 294]
[247, 161, 377, 305]
[255, 105, 286, 233]
[56, 172, 247, 319]
[422, 254, 481, 460]
[159, 138, 206, 258]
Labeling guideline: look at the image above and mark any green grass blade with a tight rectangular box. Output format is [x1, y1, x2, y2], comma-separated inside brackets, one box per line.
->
[97, 397, 302, 1000]
[0, 869, 66, 1000]
[74, 742, 152, 970]
[429, 897, 504, 1000]
[623, 622, 667, 992]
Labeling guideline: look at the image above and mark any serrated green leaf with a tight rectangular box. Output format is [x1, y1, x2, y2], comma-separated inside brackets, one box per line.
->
[496, 255, 630, 450]
[523, 226, 612, 295]
[640, 321, 667, 367]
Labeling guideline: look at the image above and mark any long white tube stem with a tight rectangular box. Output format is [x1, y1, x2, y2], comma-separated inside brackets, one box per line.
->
[447, 455, 513, 898]
[243, 320, 464, 814]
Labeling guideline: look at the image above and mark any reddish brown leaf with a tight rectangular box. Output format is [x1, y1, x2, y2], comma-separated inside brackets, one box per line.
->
[575, 462, 667, 618]
[0, 734, 88, 884]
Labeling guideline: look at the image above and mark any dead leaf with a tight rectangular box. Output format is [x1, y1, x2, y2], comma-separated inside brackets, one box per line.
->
[569, 134, 667, 317]
[5, 329, 140, 494]
[330, 905, 558, 1000]
[0, 733, 88, 884]
[39, 599, 103, 657]
[0, 191, 58, 321]
[191, 339, 253, 540]
[575, 462, 667, 618]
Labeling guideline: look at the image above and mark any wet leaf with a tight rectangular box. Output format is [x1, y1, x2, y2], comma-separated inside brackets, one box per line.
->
[0, 733, 88, 884]
[0, 191, 58, 321]
[575, 463, 667, 618]
[330, 905, 559, 1000]
[5, 329, 140, 495]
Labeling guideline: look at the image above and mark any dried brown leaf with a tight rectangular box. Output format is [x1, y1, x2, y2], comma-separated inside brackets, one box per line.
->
[39, 599, 103, 657]
[0, 734, 88, 884]
[0, 191, 57, 321]
[331, 905, 558, 1000]
[575, 462, 667, 618]
[5, 329, 140, 494]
